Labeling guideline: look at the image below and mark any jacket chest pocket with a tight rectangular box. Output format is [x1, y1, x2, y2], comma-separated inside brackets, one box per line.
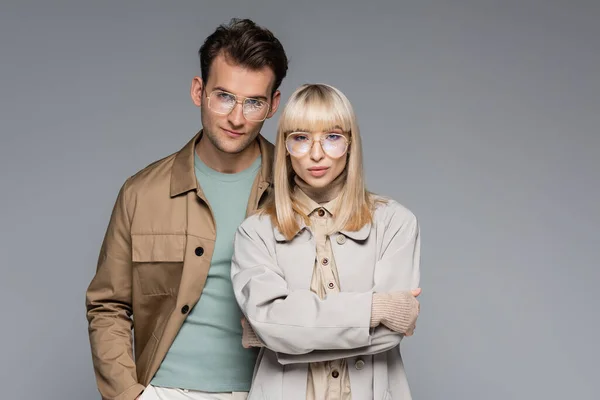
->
[132, 234, 185, 296]
[330, 235, 377, 292]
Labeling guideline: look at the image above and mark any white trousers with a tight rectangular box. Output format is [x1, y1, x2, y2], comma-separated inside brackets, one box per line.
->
[139, 385, 248, 400]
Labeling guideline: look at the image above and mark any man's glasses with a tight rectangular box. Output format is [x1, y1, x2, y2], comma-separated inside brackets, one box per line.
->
[206, 90, 271, 122]
[285, 132, 350, 158]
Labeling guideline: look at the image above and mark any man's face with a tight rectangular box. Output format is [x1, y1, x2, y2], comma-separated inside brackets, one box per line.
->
[191, 54, 280, 155]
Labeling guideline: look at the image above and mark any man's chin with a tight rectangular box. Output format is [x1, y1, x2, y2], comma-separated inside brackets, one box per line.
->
[216, 137, 255, 155]
[204, 130, 255, 155]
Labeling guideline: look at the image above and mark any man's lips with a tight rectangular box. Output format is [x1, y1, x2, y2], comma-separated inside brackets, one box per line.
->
[222, 128, 244, 137]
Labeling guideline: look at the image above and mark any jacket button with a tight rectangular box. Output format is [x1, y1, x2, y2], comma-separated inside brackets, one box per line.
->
[317, 209, 325, 217]
[336, 235, 346, 245]
[195, 247, 204, 256]
[321, 257, 329, 266]
[331, 370, 339, 378]
[181, 305, 190, 314]
[328, 281, 335, 289]
[355, 359, 365, 370]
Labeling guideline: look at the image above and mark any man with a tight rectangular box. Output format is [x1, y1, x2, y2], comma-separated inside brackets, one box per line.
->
[86, 18, 288, 400]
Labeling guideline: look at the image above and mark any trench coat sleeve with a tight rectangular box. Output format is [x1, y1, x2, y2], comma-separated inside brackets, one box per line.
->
[373, 201, 421, 292]
[231, 217, 374, 355]
[85, 179, 145, 400]
[274, 326, 401, 364]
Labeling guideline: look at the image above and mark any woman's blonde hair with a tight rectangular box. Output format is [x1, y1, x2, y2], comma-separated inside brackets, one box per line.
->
[262, 83, 377, 240]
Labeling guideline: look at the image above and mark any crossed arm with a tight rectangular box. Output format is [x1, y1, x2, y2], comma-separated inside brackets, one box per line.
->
[231, 204, 421, 364]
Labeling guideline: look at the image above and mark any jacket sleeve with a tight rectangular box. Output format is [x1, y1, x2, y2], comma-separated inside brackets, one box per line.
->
[85, 179, 145, 400]
[373, 201, 421, 293]
[275, 202, 421, 364]
[231, 218, 374, 355]
[274, 326, 401, 364]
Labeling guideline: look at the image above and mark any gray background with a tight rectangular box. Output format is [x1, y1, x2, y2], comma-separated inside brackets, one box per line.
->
[1, 0, 598, 399]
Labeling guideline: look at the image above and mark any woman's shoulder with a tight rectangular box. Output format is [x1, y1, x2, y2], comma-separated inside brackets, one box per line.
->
[370, 193, 418, 226]
[239, 211, 274, 231]
[238, 211, 281, 243]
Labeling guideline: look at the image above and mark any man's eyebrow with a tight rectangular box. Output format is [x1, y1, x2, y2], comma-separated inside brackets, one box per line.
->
[213, 86, 269, 101]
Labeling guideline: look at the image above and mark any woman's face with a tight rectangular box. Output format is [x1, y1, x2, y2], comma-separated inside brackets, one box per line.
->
[287, 128, 350, 190]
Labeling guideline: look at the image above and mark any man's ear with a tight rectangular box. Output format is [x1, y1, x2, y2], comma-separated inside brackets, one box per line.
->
[266, 90, 281, 118]
[191, 76, 204, 107]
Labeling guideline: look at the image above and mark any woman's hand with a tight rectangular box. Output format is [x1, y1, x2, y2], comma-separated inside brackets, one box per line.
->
[370, 288, 421, 335]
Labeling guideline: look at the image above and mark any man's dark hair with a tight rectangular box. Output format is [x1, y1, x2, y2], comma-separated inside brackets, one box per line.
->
[199, 18, 288, 95]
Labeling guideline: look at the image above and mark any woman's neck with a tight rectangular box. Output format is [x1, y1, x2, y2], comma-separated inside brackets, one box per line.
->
[294, 170, 347, 204]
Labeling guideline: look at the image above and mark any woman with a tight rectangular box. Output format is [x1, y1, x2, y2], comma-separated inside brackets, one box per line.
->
[231, 84, 421, 400]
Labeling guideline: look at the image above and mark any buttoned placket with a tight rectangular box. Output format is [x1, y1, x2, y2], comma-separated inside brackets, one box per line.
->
[306, 204, 351, 400]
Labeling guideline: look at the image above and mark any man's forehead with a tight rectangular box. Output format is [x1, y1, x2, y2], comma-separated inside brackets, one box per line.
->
[207, 55, 275, 98]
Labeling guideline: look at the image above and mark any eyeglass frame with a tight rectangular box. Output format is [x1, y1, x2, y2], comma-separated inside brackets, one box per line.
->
[205, 89, 272, 122]
[285, 131, 352, 158]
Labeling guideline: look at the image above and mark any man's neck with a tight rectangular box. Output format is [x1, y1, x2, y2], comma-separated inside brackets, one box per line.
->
[195, 137, 260, 174]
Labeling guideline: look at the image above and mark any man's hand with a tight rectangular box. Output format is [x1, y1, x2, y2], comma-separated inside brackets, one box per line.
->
[241, 317, 264, 348]
[241, 317, 251, 349]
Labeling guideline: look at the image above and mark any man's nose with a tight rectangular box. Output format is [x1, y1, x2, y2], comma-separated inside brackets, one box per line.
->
[228, 101, 245, 126]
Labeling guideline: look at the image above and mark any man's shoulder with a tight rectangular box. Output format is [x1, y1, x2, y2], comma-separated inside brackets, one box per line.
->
[121, 151, 178, 196]
[131, 152, 178, 185]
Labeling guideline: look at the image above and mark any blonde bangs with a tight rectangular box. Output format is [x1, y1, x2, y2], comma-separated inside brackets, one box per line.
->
[278, 85, 353, 135]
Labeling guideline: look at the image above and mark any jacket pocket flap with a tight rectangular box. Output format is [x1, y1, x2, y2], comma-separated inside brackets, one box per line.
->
[132, 234, 185, 262]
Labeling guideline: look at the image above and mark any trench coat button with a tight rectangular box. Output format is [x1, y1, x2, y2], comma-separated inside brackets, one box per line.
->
[331, 370, 340, 378]
[336, 235, 346, 245]
[321, 257, 329, 266]
[355, 358, 365, 370]
[317, 209, 325, 217]
[181, 305, 190, 314]
[328, 281, 335, 289]
[195, 247, 204, 256]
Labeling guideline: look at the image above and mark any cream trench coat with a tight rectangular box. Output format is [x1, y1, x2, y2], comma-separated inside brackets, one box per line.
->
[231, 197, 421, 400]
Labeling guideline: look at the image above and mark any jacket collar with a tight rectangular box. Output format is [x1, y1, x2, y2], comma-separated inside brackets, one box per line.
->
[340, 222, 371, 241]
[170, 130, 274, 197]
[273, 219, 372, 242]
[273, 188, 372, 242]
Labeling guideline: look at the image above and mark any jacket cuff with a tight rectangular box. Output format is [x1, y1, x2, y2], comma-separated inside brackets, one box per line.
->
[370, 292, 419, 333]
[111, 383, 146, 400]
[242, 320, 265, 348]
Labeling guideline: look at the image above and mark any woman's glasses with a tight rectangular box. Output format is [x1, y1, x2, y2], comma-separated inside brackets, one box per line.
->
[285, 132, 350, 158]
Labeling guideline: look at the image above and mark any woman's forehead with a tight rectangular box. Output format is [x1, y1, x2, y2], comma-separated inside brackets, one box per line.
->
[285, 124, 345, 133]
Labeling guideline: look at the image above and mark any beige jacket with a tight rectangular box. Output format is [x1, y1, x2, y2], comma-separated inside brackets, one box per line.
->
[85, 131, 274, 400]
[231, 195, 421, 400]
